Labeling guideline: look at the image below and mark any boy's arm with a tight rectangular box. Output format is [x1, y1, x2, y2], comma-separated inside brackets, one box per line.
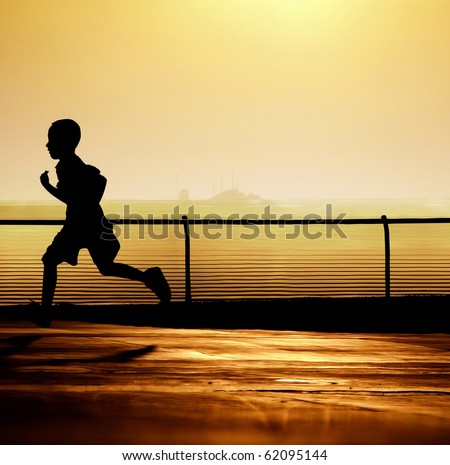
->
[95, 174, 107, 203]
[40, 171, 67, 203]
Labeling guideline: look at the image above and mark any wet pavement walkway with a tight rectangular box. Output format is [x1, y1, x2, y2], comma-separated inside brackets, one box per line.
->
[1, 316, 450, 445]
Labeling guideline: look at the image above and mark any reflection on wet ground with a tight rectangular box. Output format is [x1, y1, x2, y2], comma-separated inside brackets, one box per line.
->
[0, 319, 449, 445]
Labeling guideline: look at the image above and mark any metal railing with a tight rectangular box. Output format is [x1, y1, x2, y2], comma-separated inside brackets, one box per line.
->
[2, 215, 450, 303]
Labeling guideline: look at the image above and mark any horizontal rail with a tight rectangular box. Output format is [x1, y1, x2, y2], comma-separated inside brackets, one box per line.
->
[1, 217, 450, 225]
[2, 215, 450, 303]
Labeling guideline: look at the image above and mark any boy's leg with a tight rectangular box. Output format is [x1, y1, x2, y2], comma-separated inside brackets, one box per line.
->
[42, 260, 58, 308]
[94, 258, 171, 304]
[37, 228, 79, 327]
[37, 253, 60, 328]
[96, 260, 145, 282]
[90, 235, 171, 303]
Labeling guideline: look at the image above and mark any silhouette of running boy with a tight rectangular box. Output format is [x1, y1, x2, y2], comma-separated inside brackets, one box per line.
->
[38, 119, 170, 327]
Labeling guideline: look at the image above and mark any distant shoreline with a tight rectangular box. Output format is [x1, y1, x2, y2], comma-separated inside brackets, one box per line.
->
[2, 197, 450, 221]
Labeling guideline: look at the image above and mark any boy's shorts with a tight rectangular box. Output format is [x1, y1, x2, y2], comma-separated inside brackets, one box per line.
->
[42, 225, 120, 267]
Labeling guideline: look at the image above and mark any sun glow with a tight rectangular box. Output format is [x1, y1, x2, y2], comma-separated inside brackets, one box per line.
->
[1, 0, 449, 201]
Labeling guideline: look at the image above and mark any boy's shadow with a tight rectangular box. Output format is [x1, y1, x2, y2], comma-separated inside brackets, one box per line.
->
[0, 334, 156, 371]
[0, 335, 41, 359]
[44, 345, 157, 366]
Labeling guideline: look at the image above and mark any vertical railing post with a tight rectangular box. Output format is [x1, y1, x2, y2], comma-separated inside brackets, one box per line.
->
[381, 215, 391, 298]
[182, 215, 192, 304]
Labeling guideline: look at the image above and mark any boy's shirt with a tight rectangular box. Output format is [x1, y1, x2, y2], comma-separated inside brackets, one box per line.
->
[55, 154, 106, 229]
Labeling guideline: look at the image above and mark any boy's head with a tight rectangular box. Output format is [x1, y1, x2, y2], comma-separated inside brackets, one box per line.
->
[46, 119, 81, 159]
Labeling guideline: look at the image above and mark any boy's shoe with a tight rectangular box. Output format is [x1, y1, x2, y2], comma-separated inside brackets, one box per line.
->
[144, 267, 171, 304]
[29, 301, 52, 328]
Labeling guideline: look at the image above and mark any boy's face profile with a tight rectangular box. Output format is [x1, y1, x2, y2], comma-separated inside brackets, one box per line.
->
[46, 129, 66, 160]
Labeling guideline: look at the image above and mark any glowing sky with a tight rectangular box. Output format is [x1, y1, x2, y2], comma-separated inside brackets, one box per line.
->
[1, 0, 449, 201]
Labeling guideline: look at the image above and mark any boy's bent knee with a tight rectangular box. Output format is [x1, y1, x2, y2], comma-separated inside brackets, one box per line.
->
[42, 251, 59, 267]
[96, 262, 114, 276]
